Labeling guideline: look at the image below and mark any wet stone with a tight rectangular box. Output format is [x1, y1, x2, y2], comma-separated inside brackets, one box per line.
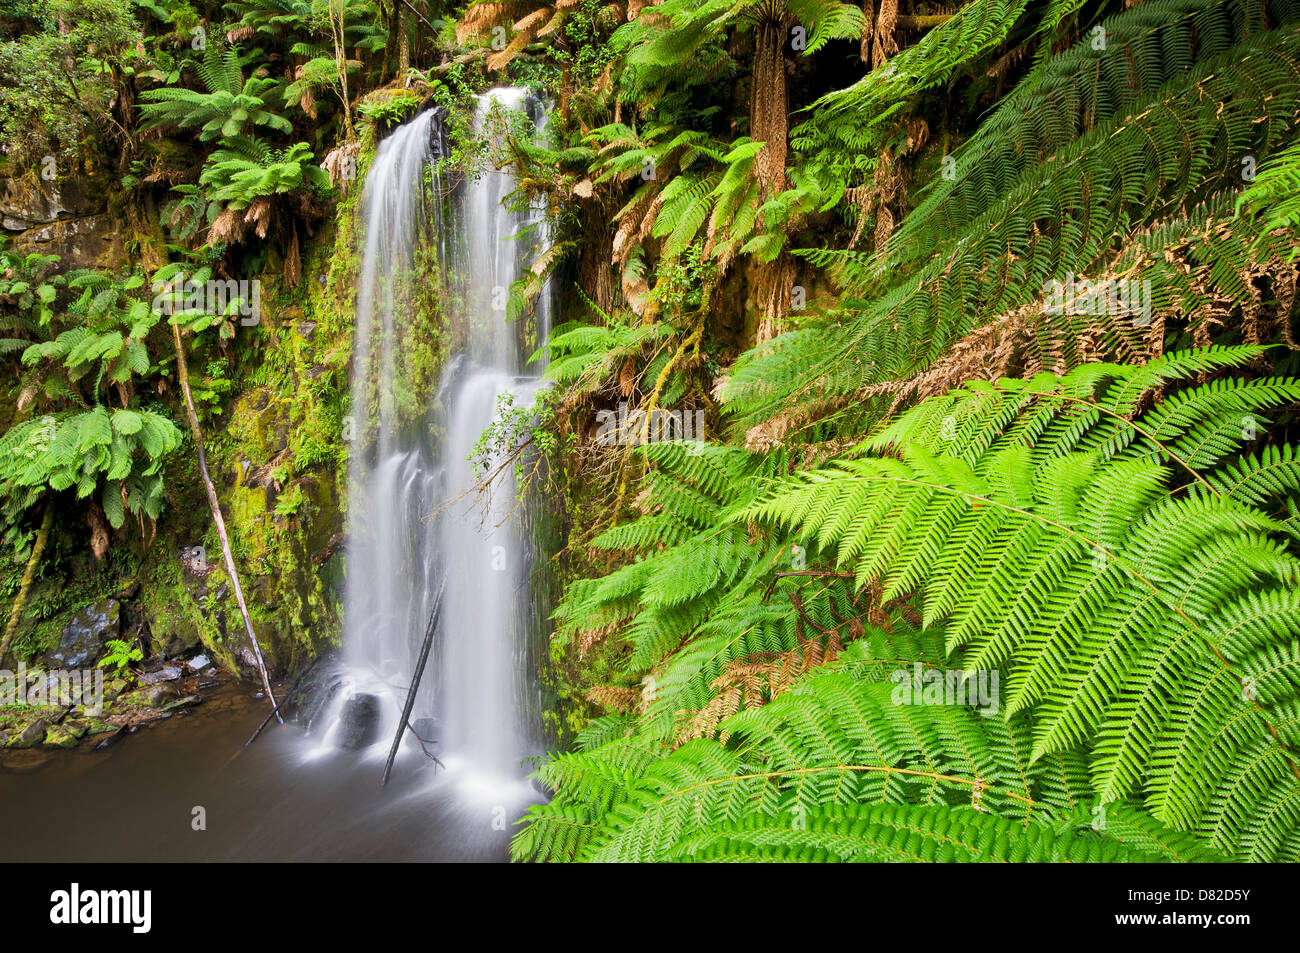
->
[337, 693, 380, 749]
[46, 599, 120, 668]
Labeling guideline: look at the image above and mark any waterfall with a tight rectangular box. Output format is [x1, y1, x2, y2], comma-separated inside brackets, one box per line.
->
[329, 89, 552, 795]
[434, 88, 552, 779]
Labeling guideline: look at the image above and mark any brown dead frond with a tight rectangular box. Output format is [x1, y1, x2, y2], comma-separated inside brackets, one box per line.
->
[675, 628, 846, 745]
[208, 205, 245, 246]
[576, 621, 620, 656]
[872, 0, 899, 70]
[284, 226, 301, 288]
[587, 684, 641, 715]
[321, 140, 363, 191]
[859, 0, 875, 62]
[457, 2, 537, 43]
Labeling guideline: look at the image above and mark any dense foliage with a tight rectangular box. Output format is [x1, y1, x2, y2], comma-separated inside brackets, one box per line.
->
[1, 1, 1297, 863]
[482, 0, 1300, 863]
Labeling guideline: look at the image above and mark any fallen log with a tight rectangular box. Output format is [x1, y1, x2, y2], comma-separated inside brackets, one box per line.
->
[171, 322, 279, 722]
[381, 579, 445, 787]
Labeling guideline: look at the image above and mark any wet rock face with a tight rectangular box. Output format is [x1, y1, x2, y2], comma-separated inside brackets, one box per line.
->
[148, 619, 204, 660]
[288, 666, 343, 731]
[46, 599, 120, 668]
[0, 172, 103, 230]
[1, 173, 115, 269]
[337, 693, 380, 749]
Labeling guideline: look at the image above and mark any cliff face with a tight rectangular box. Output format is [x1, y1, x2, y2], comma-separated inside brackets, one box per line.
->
[1, 170, 120, 271]
[1, 165, 357, 678]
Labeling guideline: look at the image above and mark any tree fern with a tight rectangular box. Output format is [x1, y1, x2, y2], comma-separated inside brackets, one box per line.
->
[139, 43, 291, 142]
[522, 350, 1300, 862]
[725, 24, 1300, 437]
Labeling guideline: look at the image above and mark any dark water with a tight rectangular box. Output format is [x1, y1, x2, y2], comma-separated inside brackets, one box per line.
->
[0, 684, 534, 862]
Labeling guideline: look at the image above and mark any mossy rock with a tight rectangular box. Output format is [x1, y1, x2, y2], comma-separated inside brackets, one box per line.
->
[8, 716, 51, 749]
[139, 558, 242, 674]
[227, 481, 277, 562]
[143, 602, 205, 659]
[227, 386, 291, 464]
[141, 575, 208, 660]
[117, 682, 180, 709]
[41, 722, 87, 748]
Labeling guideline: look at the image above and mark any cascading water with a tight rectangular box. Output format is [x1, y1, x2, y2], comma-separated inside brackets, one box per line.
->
[323, 89, 553, 802]
[433, 88, 553, 781]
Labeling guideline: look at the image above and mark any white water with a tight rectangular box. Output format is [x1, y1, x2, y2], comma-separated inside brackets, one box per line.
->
[325, 90, 552, 799]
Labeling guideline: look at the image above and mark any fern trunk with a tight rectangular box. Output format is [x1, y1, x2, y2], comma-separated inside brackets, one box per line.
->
[751, 17, 788, 199]
[752, 15, 792, 343]
[0, 498, 54, 665]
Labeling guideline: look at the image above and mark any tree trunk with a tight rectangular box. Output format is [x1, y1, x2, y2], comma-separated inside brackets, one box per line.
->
[0, 499, 54, 665]
[751, 17, 789, 199]
[171, 324, 280, 720]
[752, 17, 792, 343]
[398, 7, 410, 75]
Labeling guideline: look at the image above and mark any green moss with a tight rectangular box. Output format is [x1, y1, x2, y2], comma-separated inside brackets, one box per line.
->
[41, 722, 86, 748]
[140, 556, 240, 672]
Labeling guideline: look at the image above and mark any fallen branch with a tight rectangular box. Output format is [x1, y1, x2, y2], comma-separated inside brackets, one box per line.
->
[405, 722, 445, 768]
[171, 323, 279, 721]
[381, 579, 445, 787]
[244, 656, 321, 747]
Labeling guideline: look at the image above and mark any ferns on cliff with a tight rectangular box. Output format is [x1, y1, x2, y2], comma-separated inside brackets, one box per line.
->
[138, 43, 291, 142]
[724, 16, 1300, 440]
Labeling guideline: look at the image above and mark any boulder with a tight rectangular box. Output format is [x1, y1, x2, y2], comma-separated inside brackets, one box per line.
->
[0, 171, 104, 229]
[12, 213, 116, 270]
[10, 718, 50, 749]
[46, 600, 120, 668]
[336, 693, 380, 749]
[144, 683, 180, 706]
[139, 666, 182, 685]
[42, 723, 87, 748]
